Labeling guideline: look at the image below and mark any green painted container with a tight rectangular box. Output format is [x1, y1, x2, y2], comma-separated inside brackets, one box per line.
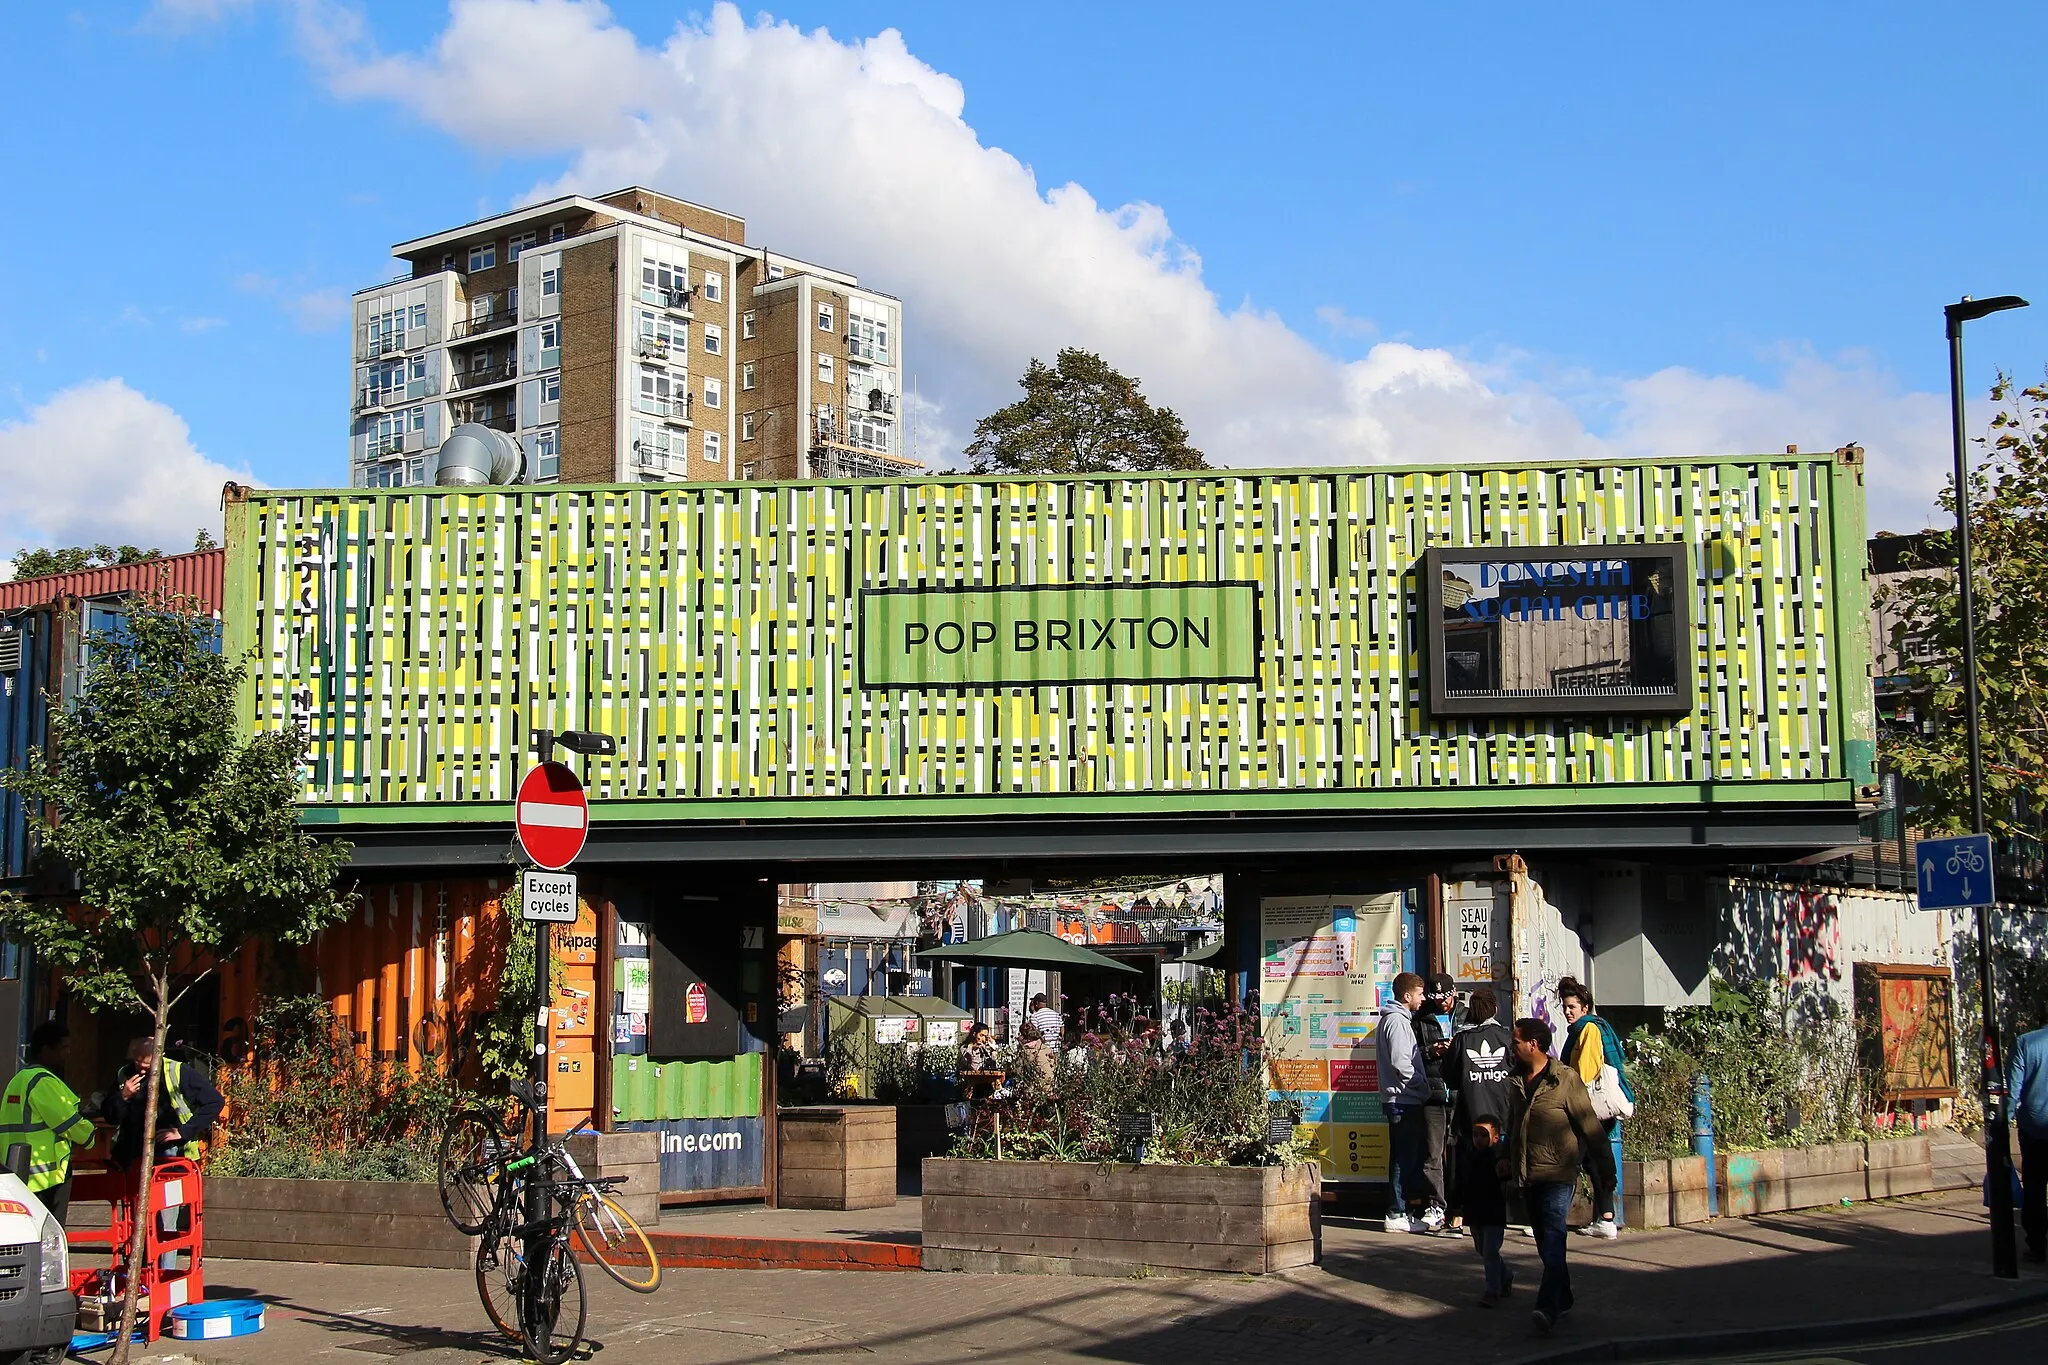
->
[612, 1056, 653, 1122]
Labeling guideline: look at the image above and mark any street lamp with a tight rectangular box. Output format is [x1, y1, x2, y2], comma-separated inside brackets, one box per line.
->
[1943, 291, 2029, 1281]
[531, 728, 618, 759]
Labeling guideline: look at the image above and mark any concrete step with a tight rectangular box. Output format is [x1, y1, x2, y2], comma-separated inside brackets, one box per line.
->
[638, 1229, 922, 1271]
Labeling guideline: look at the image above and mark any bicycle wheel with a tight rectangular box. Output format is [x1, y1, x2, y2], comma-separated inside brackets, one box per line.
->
[572, 1190, 662, 1293]
[440, 1108, 511, 1235]
[519, 1238, 587, 1365]
[473, 1233, 521, 1340]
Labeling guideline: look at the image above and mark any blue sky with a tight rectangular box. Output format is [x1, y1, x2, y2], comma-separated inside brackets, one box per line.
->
[3, 1, 2044, 557]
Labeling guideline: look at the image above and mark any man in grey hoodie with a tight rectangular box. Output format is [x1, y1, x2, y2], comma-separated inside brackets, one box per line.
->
[1377, 972, 1430, 1233]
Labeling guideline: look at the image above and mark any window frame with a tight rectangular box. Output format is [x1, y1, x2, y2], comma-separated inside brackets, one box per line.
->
[509, 231, 538, 261]
[468, 241, 497, 272]
[741, 412, 757, 441]
[741, 361, 757, 390]
[539, 373, 561, 405]
[818, 303, 834, 332]
[702, 271, 723, 303]
[703, 323, 723, 356]
[741, 310, 757, 339]
[818, 353, 834, 383]
[703, 376, 723, 409]
[704, 431, 723, 464]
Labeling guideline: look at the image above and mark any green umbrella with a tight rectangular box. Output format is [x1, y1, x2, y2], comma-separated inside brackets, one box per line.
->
[917, 928, 1140, 974]
[1175, 938, 1227, 965]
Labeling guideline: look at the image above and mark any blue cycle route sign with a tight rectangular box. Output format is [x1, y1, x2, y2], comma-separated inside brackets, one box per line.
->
[1916, 833, 1996, 910]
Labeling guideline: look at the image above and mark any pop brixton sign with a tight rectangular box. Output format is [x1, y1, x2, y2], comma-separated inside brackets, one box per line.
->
[1420, 543, 1692, 717]
[858, 582, 1260, 689]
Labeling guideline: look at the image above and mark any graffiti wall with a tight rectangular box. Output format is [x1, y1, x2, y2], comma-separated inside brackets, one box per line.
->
[1712, 880, 1945, 1029]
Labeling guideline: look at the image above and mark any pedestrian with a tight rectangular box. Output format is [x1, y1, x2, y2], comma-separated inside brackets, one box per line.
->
[1376, 972, 1432, 1233]
[1558, 976, 1632, 1239]
[1510, 1015, 1616, 1335]
[102, 1034, 224, 1170]
[1167, 1018, 1192, 1058]
[2010, 1011, 2048, 1264]
[0, 1022, 97, 1226]
[1013, 1021, 1054, 1089]
[1027, 993, 1064, 1050]
[1458, 1118, 1514, 1305]
[1448, 984, 1516, 1230]
[1416, 973, 1459, 1232]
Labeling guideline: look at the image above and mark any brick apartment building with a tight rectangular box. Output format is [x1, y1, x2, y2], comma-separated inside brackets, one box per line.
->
[349, 187, 917, 487]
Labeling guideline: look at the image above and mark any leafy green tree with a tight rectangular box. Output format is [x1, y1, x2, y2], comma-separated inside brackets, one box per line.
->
[1877, 374, 2048, 839]
[964, 349, 1209, 475]
[10, 543, 163, 580]
[0, 602, 353, 1362]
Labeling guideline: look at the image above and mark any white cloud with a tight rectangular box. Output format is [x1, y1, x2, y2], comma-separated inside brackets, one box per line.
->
[234, 272, 349, 332]
[0, 380, 251, 560]
[307, 0, 1945, 529]
[181, 315, 228, 333]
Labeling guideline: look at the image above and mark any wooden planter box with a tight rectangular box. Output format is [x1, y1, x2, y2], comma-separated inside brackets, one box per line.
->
[205, 1178, 476, 1269]
[563, 1130, 662, 1225]
[776, 1107, 897, 1210]
[1622, 1135, 1937, 1228]
[921, 1159, 1319, 1277]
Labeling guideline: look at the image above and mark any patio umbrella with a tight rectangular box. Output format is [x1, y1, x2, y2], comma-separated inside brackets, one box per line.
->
[916, 928, 1140, 974]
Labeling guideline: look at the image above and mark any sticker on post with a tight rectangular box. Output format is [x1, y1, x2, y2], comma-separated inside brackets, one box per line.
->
[521, 870, 579, 924]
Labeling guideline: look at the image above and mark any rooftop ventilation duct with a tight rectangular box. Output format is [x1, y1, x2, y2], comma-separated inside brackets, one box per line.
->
[434, 424, 525, 486]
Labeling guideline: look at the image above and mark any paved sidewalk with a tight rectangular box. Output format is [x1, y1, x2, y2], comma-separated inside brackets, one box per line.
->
[124, 1191, 2046, 1364]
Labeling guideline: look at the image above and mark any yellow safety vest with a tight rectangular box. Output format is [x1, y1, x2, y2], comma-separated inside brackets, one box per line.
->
[157, 1058, 196, 1128]
[0, 1066, 95, 1192]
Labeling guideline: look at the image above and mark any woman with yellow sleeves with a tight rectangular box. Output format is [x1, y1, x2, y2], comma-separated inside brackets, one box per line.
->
[1557, 977, 1632, 1238]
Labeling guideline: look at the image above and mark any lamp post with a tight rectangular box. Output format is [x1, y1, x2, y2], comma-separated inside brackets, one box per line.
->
[1943, 292, 2028, 1281]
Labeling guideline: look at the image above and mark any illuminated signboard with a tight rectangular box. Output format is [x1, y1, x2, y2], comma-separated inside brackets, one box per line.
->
[1421, 544, 1692, 717]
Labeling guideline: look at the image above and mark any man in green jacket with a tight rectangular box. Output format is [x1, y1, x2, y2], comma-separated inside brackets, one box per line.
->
[1510, 1015, 1615, 1335]
[0, 1022, 97, 1225]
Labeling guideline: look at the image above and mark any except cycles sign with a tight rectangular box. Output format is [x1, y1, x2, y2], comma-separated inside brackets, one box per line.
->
[858, 582, 1260, 689]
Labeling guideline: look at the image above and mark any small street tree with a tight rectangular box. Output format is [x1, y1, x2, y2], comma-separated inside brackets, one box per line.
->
[1877, 374, 2048, 839]
[0, 600, 352, 1363]
[964, 348, 1209, 475]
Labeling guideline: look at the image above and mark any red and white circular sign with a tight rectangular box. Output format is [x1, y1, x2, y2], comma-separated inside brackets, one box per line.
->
[515, 762, 589, 870]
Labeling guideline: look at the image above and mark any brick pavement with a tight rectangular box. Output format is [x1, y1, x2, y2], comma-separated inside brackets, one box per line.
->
[124, 1191, 2047, 1364]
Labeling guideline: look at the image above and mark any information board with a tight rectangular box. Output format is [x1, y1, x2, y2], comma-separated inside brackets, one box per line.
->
[1261, 892, 1405, 1183]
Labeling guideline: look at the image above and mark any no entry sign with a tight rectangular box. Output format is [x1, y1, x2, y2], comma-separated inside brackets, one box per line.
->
[516, 761, 589, 870]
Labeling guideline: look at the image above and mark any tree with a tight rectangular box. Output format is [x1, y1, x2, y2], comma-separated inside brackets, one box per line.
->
[1877, 373, 2048, 841]
[0, 602, 353, 1363]
[964, 349, 1209, 475]
[11, 543, 163, 580]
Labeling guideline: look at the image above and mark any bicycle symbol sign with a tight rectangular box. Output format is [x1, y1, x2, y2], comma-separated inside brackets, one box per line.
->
[1917, 833, 1996, 910]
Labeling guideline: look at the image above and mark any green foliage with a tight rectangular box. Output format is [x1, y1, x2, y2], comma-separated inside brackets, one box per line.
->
[0, 603, 354, 1016]
[1877, 374, 2048, 839]
[868, 1042, 958, 1104]
[213, 995, 469, 1182]
[1623, 978, 1874, 1159]
[10, 543, 164, 580]
[964, 349, 1209, 475]
[953, 1005, 1309, 1167]
[469, 871, 562, 1087]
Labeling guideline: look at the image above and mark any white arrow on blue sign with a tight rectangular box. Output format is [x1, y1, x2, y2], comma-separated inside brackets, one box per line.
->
[1915, 833, 1996, 910]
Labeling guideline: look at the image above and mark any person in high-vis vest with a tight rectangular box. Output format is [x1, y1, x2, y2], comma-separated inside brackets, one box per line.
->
[0, 1022, 97, 1225]
[101, 1035, 223, 1170]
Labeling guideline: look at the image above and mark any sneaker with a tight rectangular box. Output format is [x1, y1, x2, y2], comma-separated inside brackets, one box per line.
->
[1383, 1213, 1413, 1234]
[1531, 1309, 1554, 1335]
[1588, 1218, 1619, 1240]
[1478, 1291, 1498, 1308]
[1420, 1204, 1447, 1233]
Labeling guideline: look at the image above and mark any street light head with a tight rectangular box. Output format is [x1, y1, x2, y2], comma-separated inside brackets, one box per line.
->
[1946, 295, 2030, 335]
[554, 730, 618, 756]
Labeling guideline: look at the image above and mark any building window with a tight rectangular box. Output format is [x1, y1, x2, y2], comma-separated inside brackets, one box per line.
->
[540, 374, 560, 404]
[472, 348, 492, 372]
[441, 252, 455, 271]
[743, 461, 757, 480]
[846, 412, 893, 455]
[468, 242, 497, 272]
[539, 319, 561, 351]
[742, 412, 757, 440]
[703, 376, 722, 409]
[818, 303, 834, 332]
[818, 353, 833, 383]
[704, 431, 723, 464]
[534, 427, 559, 480]
[549, 222, 567, 242]
[703, 324, 722, 356]
[509, 231, 537, 261]
[741, 310, 756, 339]
[741, 361, 756, 391]
[541, 267, 561, 298]
[642, 256, 689, 308]
[636, 310, 685, 353]
[702, 271, 723, 303]
[767, 261, 785, 281]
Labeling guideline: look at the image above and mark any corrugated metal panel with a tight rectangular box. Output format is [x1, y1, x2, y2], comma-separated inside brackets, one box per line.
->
[230, 461, 1866, 810]
[0, 615, 51, 880]
[0, 549, 224, 613]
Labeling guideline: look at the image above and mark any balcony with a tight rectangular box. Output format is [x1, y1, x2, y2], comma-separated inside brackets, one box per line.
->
[356, 377, 442, 413]
[847, 386, 897, 416]
[456, 412, 516, 434]
[633, 394, 694, 423]
[450, 295, 518, 341]
[367, 436, 410, 459]
[453, 362, 517, 392]
[634, 336, 676, 361]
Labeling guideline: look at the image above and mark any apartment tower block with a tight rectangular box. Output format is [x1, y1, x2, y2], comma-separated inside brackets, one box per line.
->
[349, 187, 913, 486]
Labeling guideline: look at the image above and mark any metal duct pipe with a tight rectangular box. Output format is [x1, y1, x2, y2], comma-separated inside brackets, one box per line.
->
[434, 424, 525, 486]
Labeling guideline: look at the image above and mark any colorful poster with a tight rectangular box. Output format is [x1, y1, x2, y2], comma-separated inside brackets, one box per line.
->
[1261, 892, 1405, 1184]
[623, 959, 652, 1015]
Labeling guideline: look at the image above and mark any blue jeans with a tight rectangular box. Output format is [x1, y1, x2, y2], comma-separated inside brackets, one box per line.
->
[1526, 1181, 1575, 1320]
[1387, 1105, 1427, 1210]
[1592, 1119, 1623, 1222]
[1470, 1224, 1510, 1296]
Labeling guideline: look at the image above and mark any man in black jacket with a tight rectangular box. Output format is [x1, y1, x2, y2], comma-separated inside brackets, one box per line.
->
[102, 1036, 224, 1169]
[1447, 987, 1516, 1179]
[1414, 974, 1459, 1233]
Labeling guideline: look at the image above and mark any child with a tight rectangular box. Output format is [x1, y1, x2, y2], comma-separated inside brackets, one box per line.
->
[1458, 1118, 1514, 1305]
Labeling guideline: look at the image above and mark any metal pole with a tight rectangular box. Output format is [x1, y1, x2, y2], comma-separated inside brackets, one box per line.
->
[1947, 309, 2018, 1280]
